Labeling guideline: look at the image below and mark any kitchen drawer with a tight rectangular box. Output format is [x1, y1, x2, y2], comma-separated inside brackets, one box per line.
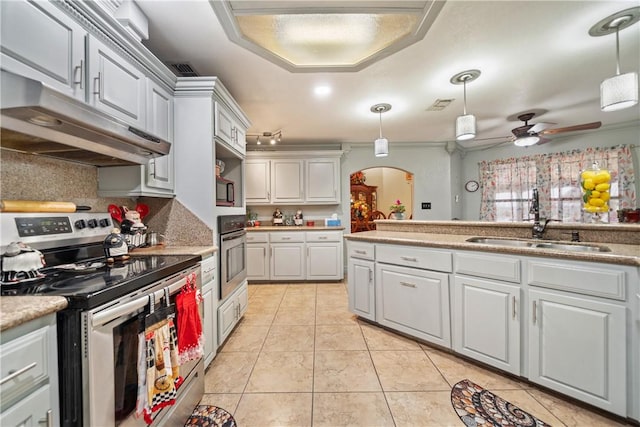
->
[306, 231, 342, 242]
[246, 232, 269, 243]
[201, 256, 216, 285]
[348, 242, 374, 260]
[269, 232, 304, 243]
[0, 383, 52, 426]
[455, 252, 521, 283]
[376, 244, 452, 273]
[1, 324, 51, 406]
[528, 260, 626, 301]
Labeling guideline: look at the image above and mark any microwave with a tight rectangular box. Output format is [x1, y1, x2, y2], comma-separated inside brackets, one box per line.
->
[216, 176, 235, 206]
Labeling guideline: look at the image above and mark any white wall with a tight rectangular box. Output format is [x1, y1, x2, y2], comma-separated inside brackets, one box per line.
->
[459, 121, 640, 220]
[342, 143, 453, 221]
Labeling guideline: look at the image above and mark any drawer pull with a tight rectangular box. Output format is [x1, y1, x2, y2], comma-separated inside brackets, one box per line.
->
[512, 296, 516, 319]
[354, 250, 366, 255]
[400, 256, 418, 262]
[0, 362, 37, 385]
[39, 409, 53, 426]
[282, 237, 291, 240]
[319, 236, 328, 240]
[400, 281, 417, 288]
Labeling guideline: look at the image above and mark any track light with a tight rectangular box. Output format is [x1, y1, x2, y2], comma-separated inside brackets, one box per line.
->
[248, 130, 283, 145]
[590, 7, 640, 112]
[370, 103, 391, 157]
[450, 69, 481, 141]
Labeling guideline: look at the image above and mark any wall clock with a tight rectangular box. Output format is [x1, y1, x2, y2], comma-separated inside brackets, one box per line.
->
[465, 180, 479, 192]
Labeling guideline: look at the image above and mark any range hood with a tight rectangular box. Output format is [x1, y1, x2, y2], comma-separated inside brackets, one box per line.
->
[0, 71, 171, 166]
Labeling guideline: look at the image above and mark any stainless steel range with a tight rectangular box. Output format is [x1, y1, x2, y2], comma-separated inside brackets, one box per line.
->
[0, 212, 204, 427]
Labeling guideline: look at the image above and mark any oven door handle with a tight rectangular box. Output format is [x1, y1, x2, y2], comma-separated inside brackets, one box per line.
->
[91, 273, 190, 328]
[222, 231, 246, 242]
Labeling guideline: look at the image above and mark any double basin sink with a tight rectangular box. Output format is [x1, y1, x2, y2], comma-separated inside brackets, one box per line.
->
[466, 237, 611, 253]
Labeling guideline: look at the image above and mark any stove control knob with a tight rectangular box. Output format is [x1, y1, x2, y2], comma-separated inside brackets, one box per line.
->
[87, 219, 98, 228]
[74, 219, 87, 230]
[99, 218, 110, 227]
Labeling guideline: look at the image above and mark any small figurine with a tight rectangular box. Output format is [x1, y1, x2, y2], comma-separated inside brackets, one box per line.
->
[294, 209, 303, 226]
[273, 208, 283, 225]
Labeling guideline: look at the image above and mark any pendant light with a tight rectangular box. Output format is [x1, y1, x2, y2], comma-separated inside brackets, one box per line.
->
[370, 103, 391, 157]
[590, 7, 640, 112]
[450, 69, 481, 141]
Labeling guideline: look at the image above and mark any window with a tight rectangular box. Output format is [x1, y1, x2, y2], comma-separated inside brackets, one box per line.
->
[479, 145, 635, 223]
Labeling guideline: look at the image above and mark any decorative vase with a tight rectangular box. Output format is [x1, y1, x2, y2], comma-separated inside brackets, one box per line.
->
[393, 212, 404, 220]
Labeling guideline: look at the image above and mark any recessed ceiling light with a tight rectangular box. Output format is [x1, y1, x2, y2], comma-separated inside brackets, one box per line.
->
[314, 85, 332, 97]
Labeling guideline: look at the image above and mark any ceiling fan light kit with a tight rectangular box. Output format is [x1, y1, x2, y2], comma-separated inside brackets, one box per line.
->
[450, 69, 481, 141]
[371, 103, 391, 157]
[589, 7, 640, 112]
[513, 135, 540, 147]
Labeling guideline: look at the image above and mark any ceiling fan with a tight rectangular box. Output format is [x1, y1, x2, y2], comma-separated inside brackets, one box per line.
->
[509, 113, 602, 147]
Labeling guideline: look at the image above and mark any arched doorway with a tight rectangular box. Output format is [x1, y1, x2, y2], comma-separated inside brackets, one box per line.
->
[350, 167, 414, 232]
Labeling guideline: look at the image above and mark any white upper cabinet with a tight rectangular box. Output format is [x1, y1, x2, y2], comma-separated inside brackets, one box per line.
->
[305, 158, 339, 203]
[1, 0, 86, 100]
[245, 152, 342, 205]
[145, 79, 174, 190]
[245, 159, 271, 203]
[272, 159, 304, 204]
[87, 35, 146, 129]
[215, 101, 245, 156]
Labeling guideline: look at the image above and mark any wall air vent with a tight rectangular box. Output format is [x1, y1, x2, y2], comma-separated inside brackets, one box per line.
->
[426, 99, 454, 111]
[167, 62, 200, 77]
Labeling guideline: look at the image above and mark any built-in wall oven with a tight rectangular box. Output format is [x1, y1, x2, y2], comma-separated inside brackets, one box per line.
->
[218, 215, 247, 300]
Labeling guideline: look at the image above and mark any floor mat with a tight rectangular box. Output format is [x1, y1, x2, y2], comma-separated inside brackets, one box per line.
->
[184, 405, 236, 427]
[451, 379, 551, 427]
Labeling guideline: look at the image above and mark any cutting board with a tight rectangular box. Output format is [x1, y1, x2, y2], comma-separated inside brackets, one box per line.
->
[0, 200, 77, 213]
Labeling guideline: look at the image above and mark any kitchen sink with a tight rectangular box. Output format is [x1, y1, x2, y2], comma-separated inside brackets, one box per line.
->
[465, 237, 611, 253]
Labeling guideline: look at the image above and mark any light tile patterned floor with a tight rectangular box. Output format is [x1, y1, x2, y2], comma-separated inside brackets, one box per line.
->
[202, 282, 633, 427]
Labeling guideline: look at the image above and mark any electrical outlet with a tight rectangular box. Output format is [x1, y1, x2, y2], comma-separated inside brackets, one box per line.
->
[421, 202, 432, 209]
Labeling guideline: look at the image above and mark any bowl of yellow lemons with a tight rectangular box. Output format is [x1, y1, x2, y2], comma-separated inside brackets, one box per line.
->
[580, 163, 611, 215]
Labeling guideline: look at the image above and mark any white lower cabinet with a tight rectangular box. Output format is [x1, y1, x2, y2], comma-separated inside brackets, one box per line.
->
[271, 243, 305, 280]
[218, 280, 248, 346]
[1, 314, 59, 426]
[528, 289, 626, 415]
[348, 258, 375, 321]
[376, 263, 451, 347]
[247, 230, 343, 282]
[453, 275, 521, 374]
[201, 256, 217, 367]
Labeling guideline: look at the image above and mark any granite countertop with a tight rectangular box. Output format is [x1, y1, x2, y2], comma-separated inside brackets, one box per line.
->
[0, 296, 68, 332]
[246, 226, 345, 231]
[129, 245, 217, 258]
[345, 230, 640, 266]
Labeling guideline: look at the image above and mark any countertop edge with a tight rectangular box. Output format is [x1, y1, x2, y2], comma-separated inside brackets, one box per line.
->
[0, 296, 68, 332]
[129, 245, 218, 257]
[345, 232, 640, 266]
[246, 226, 345, 231]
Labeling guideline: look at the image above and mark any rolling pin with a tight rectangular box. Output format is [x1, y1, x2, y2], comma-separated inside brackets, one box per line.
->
[0, 200, 77, 213]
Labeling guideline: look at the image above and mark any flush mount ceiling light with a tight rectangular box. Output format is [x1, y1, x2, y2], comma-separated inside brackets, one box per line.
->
[249, 130, 282, 145]
[371, 103, 391, 157]
[210, 1, 445, 72]
[450, 69, 481, 141]
[589, 7, 640, 112]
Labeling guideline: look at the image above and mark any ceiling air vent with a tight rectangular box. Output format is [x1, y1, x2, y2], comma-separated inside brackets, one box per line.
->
[167, 62, 200, 77]
[426, 99, 454, 111]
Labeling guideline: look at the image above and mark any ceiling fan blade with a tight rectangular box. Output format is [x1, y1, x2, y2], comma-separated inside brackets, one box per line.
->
[528, 122, 555, 134]
[540, 121, 602, 135]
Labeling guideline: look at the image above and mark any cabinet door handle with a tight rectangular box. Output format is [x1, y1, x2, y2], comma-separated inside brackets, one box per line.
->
[74, 59, 84, 89]
[532, 301, 537, 324]
[369, 269, 372, 283]
[399, 281, 417, 288]
[512, 296, 516, 319]
[0, 362, 37, 385]
[38, 409, 53, 426]
[93, 72, 101, 96]
[400, 256, 418, 262]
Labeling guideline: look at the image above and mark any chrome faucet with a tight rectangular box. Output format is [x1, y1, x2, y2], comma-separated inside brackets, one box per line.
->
[530, 188, 552, 239]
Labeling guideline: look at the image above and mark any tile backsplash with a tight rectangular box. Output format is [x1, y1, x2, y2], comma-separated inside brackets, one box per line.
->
[1, 150, 213, 246]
